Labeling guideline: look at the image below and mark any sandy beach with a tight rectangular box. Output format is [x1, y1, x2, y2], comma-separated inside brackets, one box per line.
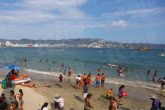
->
[0, 70, 165, 110]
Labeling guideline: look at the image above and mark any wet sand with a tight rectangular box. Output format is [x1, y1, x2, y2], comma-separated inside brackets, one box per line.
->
[0, 70, 165, 110]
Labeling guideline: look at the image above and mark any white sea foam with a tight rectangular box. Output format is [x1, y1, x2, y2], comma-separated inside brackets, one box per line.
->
[26, 68, 161, 90]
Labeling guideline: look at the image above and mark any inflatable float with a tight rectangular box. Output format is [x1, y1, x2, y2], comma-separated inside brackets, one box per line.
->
[11, 77, 31, 84]
[0, 77, 31, 85]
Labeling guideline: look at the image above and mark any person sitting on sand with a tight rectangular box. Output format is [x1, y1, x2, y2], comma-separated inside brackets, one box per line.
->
[41, 102, 49, 110]
[54, 94, 64, 110]
[106, 88, 113, 99]
[101, 73, 106, 88]
[118, 85, 127, 104]
[150, 95, 161, 110]
[109, 96, 118, 110]
[95, 73, 101, 88]
[84, 93, 94, 110]
[83, 82, 89, 99]
[87, 73, 92, 88]
[17, 89, 24, 110]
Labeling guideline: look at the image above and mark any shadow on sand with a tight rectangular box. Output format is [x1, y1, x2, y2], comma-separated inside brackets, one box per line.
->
[74, 95, 84, 102]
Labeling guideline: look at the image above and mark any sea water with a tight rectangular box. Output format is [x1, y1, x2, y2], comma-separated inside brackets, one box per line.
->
[0, 48, 164, 89]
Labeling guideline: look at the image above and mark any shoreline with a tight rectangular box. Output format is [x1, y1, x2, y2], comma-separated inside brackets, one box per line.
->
[25, 68, 162, 91]
[0, 69, 165, 110]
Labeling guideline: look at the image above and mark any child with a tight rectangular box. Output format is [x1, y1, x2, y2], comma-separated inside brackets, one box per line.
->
[17, 89, 24, 110]
[118, 85, 127, 104]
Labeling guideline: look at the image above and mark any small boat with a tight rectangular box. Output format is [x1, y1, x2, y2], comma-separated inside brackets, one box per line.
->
[160, 53, 165, 57]
[135, 47, 151, 51]
[11, 77, 31, 84]
[0, 76, 31, 85]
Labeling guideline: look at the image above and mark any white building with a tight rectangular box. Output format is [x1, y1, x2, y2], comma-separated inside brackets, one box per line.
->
[12, 43, 29, 47]
[0, 42, 1, 47]
[5, 41, 12, 47]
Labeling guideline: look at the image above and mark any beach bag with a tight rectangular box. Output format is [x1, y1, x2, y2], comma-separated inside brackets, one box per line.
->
[122, 91, 127, 97]
[1, 80, 6, 89]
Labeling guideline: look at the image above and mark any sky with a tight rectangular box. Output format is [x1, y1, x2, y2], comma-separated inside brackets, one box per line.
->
[0, 0, 165, 44]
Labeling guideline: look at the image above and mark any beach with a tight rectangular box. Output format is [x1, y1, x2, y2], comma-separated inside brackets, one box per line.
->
[0, 69, 165, 110]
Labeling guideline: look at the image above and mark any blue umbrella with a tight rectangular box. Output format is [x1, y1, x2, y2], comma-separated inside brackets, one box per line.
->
[6, 65, 21, 70]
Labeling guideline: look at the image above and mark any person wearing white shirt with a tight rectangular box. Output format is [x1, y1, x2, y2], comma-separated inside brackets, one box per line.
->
[54, 94, 64, 110]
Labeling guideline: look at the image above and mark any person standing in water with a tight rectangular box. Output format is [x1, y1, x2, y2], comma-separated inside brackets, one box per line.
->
[68, 67, 72, 77]
[84, 93, 94, 110]
[147, 69, 151, 81]
[60, 63, 64, 74]
[153, 71, 158, 83]
[101, 73, 106, 88]
[95, 73, 101, 88]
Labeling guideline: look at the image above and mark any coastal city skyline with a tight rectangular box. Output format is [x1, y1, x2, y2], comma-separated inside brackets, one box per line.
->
[0, 0, 165, 44]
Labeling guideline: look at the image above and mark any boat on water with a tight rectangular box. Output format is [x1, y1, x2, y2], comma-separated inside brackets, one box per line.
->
[160, 53, 165, 57]
[135, 47, 151, 51]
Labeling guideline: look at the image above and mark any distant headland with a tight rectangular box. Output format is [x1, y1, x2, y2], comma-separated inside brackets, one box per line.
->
[0, 38, 165, 49]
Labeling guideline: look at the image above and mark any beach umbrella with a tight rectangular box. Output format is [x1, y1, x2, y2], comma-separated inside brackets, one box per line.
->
[6, 65, 21, 70]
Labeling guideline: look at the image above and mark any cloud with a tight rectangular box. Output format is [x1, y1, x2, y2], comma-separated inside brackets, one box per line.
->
[111, 20, 127, 27]
[0, 0, 88, 24]
[103, 7, 165, 18]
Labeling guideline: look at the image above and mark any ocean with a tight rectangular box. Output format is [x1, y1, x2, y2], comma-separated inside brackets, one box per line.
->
[0, 48, 164, 88]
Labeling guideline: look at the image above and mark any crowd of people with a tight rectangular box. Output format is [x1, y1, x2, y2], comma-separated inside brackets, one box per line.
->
[0, 65, 164, 110]
[0, 89, 24, 110]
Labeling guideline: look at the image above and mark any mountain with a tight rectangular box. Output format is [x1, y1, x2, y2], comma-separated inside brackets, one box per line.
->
[0, 38, 165, 49]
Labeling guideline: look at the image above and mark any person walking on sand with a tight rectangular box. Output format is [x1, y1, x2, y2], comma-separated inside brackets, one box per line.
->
[87, 73, 92, 88]
[59, 74, 63, 87]
[41, 102, 49, 110]
[54, 94, 64, 110]
[109, 96, 118, 110]
[95, 73, 101, 88]
[83, 82, 89, 99]
[17, 89, 24, 110]
[101, 73, 106, 88]
[76, 75, 81, 89]
[159, 77, 165, 90]
[106, 88, 113, 99]
[84, 93, 94, 110]
[118, 85, 127, 105]
[9, 90, 18, 110]
[150, 95, 161, 110]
